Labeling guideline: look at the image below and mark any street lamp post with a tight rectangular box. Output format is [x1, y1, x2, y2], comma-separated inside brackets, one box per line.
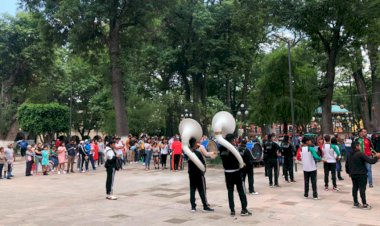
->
[287, 41, 296, 135]
[181, 109, 193, 119]
[237, 104, 249, 137]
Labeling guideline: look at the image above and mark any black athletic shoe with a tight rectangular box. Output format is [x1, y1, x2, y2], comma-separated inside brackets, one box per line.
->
[230, 211, 236, 217]
[362, 204, 371, 209]
[241, 209, 252, 216]
[353, 203, 360, 208]
[191, 208, 196, 213]
[203, 207, 214, 212]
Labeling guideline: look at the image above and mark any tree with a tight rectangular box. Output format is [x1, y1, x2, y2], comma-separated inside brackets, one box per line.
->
[18, 103, 69, 142]
[250, 44, 319, 132]
[0, 12, 55, 139]
[23, 0, 169, 136]
[271, 0, 370, 133]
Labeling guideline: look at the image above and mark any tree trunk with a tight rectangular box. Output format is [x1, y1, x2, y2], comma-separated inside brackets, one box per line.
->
[321, 51, 337, 134]
[352, 70, 371, 131]
[109, 19, 129, 137]
[368, 42, 380, 132]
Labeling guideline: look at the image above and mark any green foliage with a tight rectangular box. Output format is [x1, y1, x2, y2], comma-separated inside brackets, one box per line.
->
[250, 44, 319, 125]
[18, 103, 70, 136]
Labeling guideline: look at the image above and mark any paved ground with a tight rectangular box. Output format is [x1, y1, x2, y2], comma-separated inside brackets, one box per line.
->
[0, 159, 379, 226]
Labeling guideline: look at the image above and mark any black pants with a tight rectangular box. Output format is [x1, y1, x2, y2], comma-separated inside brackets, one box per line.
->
[304, 170, 318, 198]
[283, 157, 294, 181]
[173, 154, 181, 170]
[21, 148, 26, 157]
[26, 161, 33, 176]
[189, 173, 208, 209]
[225, 170, 247, 211]
[267, 159, 279, 185]
[0, 164, 3, 178]
[161, 154, 168, 168]
[324, 162, 337, 187]
[351, 174, 367, 205]
[106, 167, 116, 195]
[242, 166, 255, 193]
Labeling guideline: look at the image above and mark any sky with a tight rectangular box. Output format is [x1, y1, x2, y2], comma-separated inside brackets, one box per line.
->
[0, 0, 20, 16]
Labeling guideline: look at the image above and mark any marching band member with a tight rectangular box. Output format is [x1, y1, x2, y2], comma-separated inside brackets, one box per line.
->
[220, 134, 252, 217]
[188, 138, 215, 212]
[346, 141, 379, 209]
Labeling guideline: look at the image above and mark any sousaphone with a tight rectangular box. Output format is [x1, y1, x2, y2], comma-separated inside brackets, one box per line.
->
[212, 111, 245, 168]
[179, 118, 206, 172]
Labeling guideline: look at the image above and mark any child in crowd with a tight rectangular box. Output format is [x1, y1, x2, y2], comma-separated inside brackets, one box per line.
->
[297, 137, 322, 200]
[41, 145, 50, 175]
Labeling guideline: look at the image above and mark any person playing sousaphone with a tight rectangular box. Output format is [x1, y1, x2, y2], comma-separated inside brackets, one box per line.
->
[188, 137, 216, 212]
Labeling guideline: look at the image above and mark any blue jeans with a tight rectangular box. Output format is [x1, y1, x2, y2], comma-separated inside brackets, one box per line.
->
[145, 150, 152, 168]
[365, 162, 373, 185]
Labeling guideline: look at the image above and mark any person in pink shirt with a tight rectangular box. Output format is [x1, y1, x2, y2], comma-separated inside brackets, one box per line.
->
[57, 142, 67, 174]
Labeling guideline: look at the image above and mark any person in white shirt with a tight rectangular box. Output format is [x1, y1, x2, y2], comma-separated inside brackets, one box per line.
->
[105, 140, 120, 200]
[322, 135, 341, 191]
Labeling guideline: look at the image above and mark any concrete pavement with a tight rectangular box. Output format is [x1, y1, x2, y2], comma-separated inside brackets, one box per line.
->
[0, 160, 379, 226]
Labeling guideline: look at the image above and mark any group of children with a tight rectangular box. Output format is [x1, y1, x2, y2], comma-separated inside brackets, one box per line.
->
[298, 134, 379, 208]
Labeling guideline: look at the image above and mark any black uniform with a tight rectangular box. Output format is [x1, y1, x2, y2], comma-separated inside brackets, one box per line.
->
[346, 151, 378, 205]
[264, 141, 280, 186]
[239, 145, 256, 194]
[220, 146, 248, 212]
[281, 141, 295, 182]
[188, 149, 209, 209]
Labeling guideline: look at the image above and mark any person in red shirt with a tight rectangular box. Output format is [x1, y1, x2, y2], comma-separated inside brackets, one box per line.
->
[171, 137, 183, 171]
[92, 140, 99, 162]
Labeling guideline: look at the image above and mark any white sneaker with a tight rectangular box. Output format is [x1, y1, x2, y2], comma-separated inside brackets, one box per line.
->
[58, 171, 61, 175]
[250, 192, 259, 195]
[106, 196, 117, 200]
[63, 171, 66, 174]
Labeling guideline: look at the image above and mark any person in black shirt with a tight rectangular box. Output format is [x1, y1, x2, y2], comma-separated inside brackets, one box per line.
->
[239, 140, 258, 195]
[188, 138, 214, 212]
[281, 135, 296, 183]
[264, 134, 280, 187]
[220, 134, 252, 217]
[346, 141, 379, 209]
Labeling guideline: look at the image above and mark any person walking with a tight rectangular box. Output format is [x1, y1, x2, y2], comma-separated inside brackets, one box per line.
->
[346, 141, 380, 209]
[105, 140, 120, 200]
[281, 135, 296, 183]
[263, 134, 280, 187]
[239, 139, 259, 195]
[152, 142, 160, 169]
[297, 137, 322, 200]
[322, 135, 341, 191]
